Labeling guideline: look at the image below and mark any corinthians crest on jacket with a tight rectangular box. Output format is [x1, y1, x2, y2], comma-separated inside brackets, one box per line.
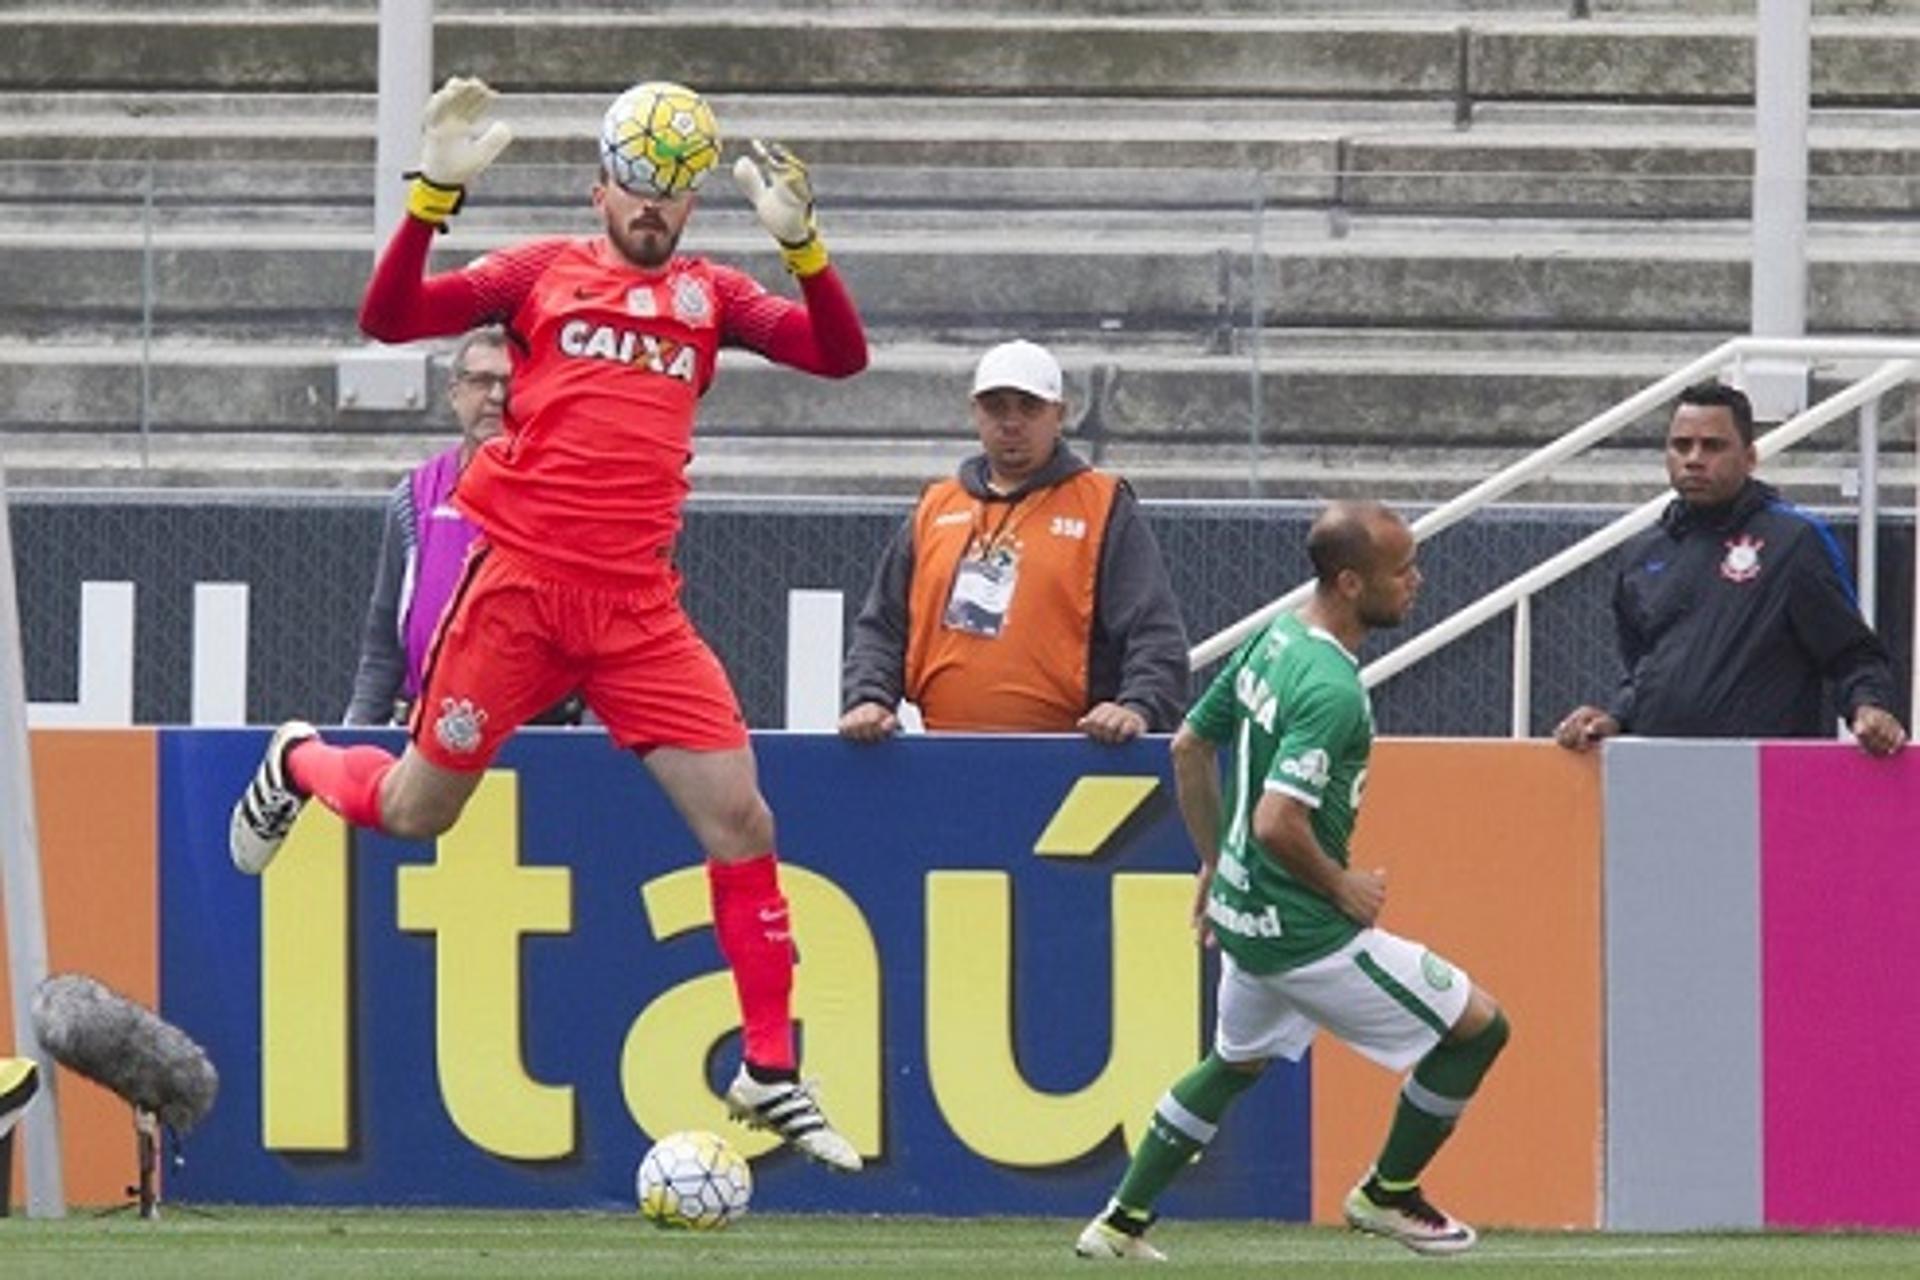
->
[1719, 535, 1764, 584]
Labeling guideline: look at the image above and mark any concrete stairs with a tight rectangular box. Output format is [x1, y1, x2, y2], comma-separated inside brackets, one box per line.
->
[0, 2, 1916, 502]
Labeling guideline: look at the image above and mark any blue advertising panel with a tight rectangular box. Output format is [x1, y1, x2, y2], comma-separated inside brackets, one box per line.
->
[159, 729, 1309, 1217]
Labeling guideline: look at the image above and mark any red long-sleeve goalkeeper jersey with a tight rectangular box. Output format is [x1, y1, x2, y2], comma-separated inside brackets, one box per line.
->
[360, 217, 868, 585]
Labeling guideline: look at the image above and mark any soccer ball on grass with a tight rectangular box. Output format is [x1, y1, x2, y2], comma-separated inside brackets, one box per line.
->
[635, 1129, 753, 1230]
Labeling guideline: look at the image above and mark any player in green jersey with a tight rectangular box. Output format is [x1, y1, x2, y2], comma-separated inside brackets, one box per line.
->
[1076, 501, 1510, 1260]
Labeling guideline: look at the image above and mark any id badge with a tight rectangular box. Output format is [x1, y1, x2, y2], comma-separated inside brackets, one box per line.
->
[943, 554, 1019, 637]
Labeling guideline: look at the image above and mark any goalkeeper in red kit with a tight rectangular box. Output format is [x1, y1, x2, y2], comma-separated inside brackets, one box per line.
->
[229, 77, 867, 1170]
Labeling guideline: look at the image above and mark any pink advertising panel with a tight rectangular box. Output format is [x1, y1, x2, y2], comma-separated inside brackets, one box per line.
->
[1761, 745, 1920, 1229]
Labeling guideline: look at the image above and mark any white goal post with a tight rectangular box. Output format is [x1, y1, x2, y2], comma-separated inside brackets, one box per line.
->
[0, 457, 66, 1218]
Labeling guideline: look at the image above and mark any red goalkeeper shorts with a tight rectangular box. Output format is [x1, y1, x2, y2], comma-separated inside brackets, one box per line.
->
[410, 545, 748, 771]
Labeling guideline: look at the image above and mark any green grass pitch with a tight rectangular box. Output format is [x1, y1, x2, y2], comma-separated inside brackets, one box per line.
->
[2, 1209, 1918, 1278]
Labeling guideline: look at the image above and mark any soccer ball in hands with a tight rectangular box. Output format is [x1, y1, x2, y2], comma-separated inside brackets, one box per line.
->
[635, 1129, 753, 1230]
[600, 81, 722, 198]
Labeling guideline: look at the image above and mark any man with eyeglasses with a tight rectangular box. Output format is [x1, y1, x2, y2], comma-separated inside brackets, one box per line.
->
[346, 326, 582, 727]
[230, 77, 867, 1170]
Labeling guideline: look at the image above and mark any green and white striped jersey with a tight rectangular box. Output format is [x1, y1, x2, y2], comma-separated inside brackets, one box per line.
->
[1186, 612, 1374, 973]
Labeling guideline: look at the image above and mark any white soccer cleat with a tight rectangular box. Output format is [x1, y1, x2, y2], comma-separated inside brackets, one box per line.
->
[1343, 1175, 1478, 1256]
[1073, 1206, 1166, 1261]
[724, 1066, 862, 1172]
[229, 720, 318, 875]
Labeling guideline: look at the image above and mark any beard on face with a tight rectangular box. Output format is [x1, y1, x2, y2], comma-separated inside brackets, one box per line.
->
[606, 208, 680, 268]
[1358, 591, 1411, 630]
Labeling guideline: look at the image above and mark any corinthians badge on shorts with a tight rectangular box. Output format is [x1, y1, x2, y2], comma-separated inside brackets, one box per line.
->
[434, 697, 488, 754]
[1719, 534, 1765, 584]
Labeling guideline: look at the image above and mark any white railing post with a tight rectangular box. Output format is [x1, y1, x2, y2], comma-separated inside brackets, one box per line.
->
[1748, 0, 1812, 422]
[1511, 594, 1532, 739]
[1856, 397, 1879, 626]
[374, 0, 433, 258]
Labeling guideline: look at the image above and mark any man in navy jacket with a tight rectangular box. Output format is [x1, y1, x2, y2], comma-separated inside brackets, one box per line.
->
[1556, 381, 1905, 756]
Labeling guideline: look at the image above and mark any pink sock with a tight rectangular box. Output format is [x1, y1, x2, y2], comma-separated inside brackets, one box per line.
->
[707, 853, 796, 1072]
[286, 739, 395, 831]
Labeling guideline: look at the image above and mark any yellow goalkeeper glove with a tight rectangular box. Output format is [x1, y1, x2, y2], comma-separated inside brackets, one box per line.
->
[732, 141, 829, 277]
[404, 76, 514, 230]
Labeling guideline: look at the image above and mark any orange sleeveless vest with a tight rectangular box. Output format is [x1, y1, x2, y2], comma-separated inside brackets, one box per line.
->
[903, 470, 1119, 731]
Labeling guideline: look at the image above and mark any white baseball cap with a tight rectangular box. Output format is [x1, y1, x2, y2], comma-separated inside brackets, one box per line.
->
[971, 340, 1063, 403]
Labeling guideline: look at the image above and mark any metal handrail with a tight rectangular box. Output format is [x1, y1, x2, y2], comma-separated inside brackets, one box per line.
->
[1189, 336, 1749, 668]
[1189, 337, 1920, 733]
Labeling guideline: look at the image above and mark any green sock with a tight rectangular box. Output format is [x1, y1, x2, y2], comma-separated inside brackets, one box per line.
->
[1375, 1010, 1509, 1185]
[1375, 1097, 1455, 1187]
[1113, 1054, 1260, 1216]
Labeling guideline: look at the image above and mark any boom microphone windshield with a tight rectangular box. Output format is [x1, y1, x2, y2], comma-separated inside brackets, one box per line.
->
[30, 973, 218, 1132]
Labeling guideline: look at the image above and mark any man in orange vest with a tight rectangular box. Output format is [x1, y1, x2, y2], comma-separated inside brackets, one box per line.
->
[839, 339, 1189, 742]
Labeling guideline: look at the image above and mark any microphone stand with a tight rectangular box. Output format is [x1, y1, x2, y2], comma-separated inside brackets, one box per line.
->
[93, 1107, 160, 1220]
[94, 1107, 213, 1221]
[134, 1107, 157, 1219]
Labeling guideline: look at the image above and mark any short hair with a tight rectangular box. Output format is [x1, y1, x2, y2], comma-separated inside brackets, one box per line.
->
[1677, 380, 1754, 445]
[1307, 500, 1396, 587]
[450, 325, 508, 380]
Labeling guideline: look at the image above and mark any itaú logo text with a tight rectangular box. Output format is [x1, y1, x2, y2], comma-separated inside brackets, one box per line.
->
[557, 320, 698, 383]
[255, 772, 1199, 1170]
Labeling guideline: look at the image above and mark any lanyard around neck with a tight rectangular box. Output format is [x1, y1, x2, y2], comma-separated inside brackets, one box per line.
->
[967, 492, 1031, 559]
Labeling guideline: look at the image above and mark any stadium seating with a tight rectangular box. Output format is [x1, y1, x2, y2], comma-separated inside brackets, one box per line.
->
[1, 0, 1917, 499]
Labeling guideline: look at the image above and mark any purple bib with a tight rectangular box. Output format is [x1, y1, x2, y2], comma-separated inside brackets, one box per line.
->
[402, 445, 482, 698]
